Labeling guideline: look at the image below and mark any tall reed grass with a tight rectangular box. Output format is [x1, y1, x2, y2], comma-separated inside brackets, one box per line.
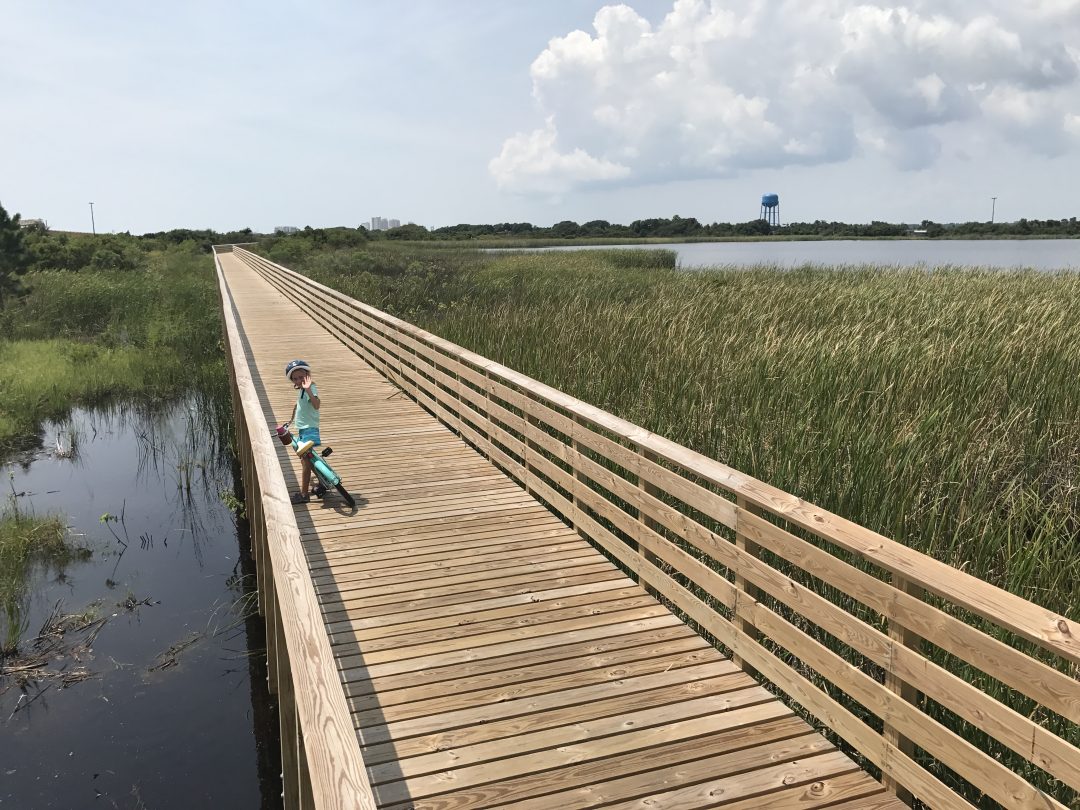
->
[268, 242, 1080, 805]
[432, 257, 1080, 615]
[276, 241, 1080, 618]
[0, 246, 227, 451]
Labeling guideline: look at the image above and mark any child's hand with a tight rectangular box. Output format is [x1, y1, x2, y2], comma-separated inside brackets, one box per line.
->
[300, 376, 313, 390]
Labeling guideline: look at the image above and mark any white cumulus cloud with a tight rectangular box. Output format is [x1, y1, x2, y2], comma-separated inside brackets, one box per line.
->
[492, 0, 1080, 194]
[489, 118, 630, 194]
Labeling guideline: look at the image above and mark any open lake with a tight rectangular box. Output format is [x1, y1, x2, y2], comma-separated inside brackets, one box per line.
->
[500, 238, 1080, 271]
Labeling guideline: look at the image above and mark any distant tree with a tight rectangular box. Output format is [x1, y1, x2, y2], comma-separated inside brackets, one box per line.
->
[0, 201, 30, 303]
[384, 224, 431, 240]
[551, 220, 582, 238]
[734, 218, 772, 236]
[581, 219, 612, 236]
[920, 220, 946, 238]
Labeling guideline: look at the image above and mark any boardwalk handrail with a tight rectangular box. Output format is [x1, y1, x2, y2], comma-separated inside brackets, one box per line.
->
[232, 246, 1080, 809]
[213, 247, 377, 810]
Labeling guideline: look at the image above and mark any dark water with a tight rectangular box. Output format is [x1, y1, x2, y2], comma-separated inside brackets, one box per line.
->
[498, 238, 1080, 270]
[1, 402, 281, 810]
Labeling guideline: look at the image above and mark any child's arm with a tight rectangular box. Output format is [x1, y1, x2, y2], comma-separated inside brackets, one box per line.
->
[301, 377, 321, 410]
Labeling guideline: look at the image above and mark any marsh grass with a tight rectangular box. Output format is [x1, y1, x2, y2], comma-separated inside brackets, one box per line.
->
[0, 505, 85, 655]
[271, 242, 1080, 614]
[423, 260, 1080, 615]
[0, 245, 228, 451]
[277, 243, 1080, 806]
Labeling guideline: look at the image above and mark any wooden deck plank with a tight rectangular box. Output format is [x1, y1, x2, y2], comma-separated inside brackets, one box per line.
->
[310, 527, 583, 573]
[384, 726, 841, 809]
[219, 251, 898, 810]
[341, 625, 703, 699]
[331, 584, 655, 642]
[321, 570, 632, 624]
[359, 670, 762, 766]
[374, 699, 799, 804]
[345, 639, 714, 716]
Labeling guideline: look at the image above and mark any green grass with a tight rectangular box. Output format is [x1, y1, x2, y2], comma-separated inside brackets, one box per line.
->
[445, 262, 1080, 611]
[0, 245, 227, 451]
[0, 506, 81, 654]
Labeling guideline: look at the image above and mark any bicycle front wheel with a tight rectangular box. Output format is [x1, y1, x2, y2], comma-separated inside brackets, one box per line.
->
[336, 484, 356, 509]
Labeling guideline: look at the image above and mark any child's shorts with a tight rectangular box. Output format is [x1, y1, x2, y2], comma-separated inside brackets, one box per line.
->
[297, 427, 321, 446]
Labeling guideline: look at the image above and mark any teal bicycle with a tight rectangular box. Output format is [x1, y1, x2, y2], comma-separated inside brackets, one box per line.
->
[275, 422, 356, 508]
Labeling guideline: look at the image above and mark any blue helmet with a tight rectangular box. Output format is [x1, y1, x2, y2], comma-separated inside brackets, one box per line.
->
[284, 359, 310, 379]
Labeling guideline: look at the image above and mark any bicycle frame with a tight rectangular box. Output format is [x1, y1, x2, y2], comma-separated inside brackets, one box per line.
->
[275, 422, 340, 488]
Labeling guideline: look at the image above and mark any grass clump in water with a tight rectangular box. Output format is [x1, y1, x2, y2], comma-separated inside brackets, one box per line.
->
[0, 505, 84, 655]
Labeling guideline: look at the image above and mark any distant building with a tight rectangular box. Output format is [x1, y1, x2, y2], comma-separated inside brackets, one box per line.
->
[369, 216, 404, 231]
[19, 218, 47, 229]
[274, 225, 298, 234]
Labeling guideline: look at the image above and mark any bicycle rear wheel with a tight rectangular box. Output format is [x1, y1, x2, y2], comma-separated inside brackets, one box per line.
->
[336, 484, 356, 508]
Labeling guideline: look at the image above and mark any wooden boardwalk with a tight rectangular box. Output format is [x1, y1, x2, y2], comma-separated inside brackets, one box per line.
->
[218, 251, 906, 809]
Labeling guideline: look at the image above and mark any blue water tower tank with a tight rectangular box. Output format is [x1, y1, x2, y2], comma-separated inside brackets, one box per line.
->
[761, 193, 779, 208]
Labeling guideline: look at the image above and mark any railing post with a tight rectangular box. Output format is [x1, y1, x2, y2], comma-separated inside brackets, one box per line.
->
[883, 574, 922, 806]
[733, 497, 763, 676]
[522, 395, 538, 501]
[278, 652, 299, 810]
[570, 415, 586, 538]
[265, 576, 279, 695]
[251, 479, 265, 617]
[637, 447, 661, 599]
[298, 729, 314, 809]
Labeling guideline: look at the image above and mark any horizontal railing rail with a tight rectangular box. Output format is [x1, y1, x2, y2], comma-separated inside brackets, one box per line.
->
[233, 245, 1080, 810]
[214, 247, 377, 810]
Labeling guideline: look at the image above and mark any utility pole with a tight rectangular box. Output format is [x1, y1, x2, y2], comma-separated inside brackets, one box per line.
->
[990, 196, 997, 224]
[89, 202, 96, 235]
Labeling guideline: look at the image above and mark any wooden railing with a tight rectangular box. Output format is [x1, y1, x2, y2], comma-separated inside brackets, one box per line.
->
[213, 247, 377, 810]
[232, 246, 1080, 810]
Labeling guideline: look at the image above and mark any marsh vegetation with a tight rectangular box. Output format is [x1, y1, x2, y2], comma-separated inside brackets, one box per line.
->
[264, 241, 1080, 623]
[1, 220, 277, 807]
[263, 240, 1080, 804]
[0, 239, 228, 452]
[0, 502, 88, 655]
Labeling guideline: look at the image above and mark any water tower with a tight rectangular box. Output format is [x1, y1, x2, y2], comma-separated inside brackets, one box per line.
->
[759, 193, 780, 227]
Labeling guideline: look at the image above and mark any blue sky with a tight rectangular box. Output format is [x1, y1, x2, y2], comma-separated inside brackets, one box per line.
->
[3, 1, 1079, 233]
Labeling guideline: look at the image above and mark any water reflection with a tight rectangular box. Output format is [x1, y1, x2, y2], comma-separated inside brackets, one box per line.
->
[495, 237, 1080, 271]
[1, 398, 282, 809]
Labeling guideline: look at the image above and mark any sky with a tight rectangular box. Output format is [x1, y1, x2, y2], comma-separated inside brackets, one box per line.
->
[2, 0, 1079, 233]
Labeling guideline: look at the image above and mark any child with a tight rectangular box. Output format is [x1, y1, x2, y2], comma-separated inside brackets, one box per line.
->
[284, 359, 321, 504]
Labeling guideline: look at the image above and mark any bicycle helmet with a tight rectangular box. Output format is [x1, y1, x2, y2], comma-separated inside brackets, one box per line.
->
[284, 359, 311, 379]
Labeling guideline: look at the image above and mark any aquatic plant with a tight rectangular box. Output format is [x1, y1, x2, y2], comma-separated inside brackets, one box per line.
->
[0, 502, 83, 655]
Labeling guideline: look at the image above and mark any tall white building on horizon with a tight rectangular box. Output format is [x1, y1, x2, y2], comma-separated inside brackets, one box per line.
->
[369, 216, 405, 231]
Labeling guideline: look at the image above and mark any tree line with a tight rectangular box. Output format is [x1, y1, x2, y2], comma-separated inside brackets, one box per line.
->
[4, 198, 1079, 303]
[415, 216, 1080, 240]
[239, 215, 1080, 248]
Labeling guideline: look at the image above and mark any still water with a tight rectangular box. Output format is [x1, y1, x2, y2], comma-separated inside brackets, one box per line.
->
[1, 402, 281, 809]
[509, 238, 1080, 271]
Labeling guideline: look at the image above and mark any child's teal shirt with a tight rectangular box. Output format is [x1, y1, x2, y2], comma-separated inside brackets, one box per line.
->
[294, 383, 320, 432]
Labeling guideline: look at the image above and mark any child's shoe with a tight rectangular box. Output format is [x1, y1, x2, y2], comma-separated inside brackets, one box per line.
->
[290, 491, 310, 505]
[296, 439, 315, 457]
